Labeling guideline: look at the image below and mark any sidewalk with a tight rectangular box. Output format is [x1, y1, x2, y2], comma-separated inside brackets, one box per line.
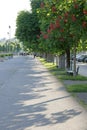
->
[0, 55, 87, 130]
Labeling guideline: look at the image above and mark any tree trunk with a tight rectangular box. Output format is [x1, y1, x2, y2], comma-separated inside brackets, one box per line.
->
[55, 55, 59, 68]
[59, 54, 65, 69]
[73, 45, 77, 76]
[46, 53, 54, 62]
[66, 49, 70, 69]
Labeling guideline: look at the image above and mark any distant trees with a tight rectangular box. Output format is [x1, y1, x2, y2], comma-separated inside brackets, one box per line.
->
[0, 39, 21, 53]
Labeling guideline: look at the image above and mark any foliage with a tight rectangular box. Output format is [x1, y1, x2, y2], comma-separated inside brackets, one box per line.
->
[37, 0, 87, 53]
[35, 0, 87, 70]
[0, 53, 13, 57]
[30, 0, 42, 13]
[16, 0, 87, 70]
[15, 10, 40, 51]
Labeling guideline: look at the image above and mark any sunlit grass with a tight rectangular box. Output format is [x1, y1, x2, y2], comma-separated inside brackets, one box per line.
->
[39, 57, 56, 69]
[39, 57, 87, 81]
[58, 74, 87, 81]
[66, 84, 87, 92]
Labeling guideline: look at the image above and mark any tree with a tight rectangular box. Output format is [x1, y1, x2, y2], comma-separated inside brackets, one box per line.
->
[15, 10, 40, 51]
[37, 0, 73, 67]
[37, 0, 87, 74]
[16, 0, 87, 75]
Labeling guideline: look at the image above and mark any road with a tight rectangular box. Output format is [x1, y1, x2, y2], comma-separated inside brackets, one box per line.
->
[0, 55, 87, 130]
[77, 62, 87, 77]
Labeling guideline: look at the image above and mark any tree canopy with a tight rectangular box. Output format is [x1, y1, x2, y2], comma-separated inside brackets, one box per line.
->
[15, 9, 40, 51]
[15, 0, 87, 55]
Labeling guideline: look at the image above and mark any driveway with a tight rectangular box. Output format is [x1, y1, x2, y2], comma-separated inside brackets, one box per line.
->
[0, 55, 87, 130]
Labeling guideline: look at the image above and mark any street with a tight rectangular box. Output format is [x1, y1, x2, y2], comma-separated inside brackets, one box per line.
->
[77, 62, 87, 77]
[0, 55, 87, 130]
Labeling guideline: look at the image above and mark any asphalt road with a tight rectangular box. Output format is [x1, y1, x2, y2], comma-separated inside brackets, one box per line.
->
[77, 62, 87, 77]
[0, 55, 87, 130]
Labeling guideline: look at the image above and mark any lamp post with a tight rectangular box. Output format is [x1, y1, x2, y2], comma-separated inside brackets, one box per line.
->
[9, 25, 11, 40]
[7, 25, 11, 52]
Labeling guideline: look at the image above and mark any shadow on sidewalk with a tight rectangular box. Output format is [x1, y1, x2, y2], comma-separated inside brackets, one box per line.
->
[0, 56, 82, 130]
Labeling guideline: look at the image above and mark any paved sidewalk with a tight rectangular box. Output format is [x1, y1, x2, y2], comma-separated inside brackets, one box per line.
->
[0, 55, 87, 130]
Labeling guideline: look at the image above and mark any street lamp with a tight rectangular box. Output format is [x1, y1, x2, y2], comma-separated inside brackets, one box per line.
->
[8, 25, 11, 39]
[7, 25, 11, 52]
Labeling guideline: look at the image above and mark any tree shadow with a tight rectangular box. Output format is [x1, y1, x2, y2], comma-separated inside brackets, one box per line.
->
[50, 109, 82, 124]
[0, 56, 83, 130]
[0, 93, 82, 130]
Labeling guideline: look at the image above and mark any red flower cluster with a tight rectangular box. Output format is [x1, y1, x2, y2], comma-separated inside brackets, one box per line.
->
[47, 20, 60, 33]
[42, 19, 61, 40]
[82, 21, 87, 28]
[52, 6, 56, 13]
[47, 28, 51, 33]
[83, 10, 87, 15]
[72, 14, 76, 22]
[50, 23, 56, 30]
[60, 29, 64, 32]
[40, 2, 44, 8]
[55, 19, 60, 28]
[74, 4, 79, 9]
[64, 19, 68, 23]
[43, 34, 48, 39]
[64, 12, 69, 18]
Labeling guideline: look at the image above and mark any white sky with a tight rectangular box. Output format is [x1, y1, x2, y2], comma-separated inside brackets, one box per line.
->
[0, 0, 31, 39]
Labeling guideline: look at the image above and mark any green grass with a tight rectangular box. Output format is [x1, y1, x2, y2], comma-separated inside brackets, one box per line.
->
[58, 74, 87, 80]
[39, 57, 87, 81]
[39, 58, 56, 69]
[0, 53, 13, 58]
[66, 84, 87, 92]
[38, 57, 87, 109]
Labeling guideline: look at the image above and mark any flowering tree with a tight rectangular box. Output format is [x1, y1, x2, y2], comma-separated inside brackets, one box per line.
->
[37, 0, 87, 74]
[16, 0, 87, 74]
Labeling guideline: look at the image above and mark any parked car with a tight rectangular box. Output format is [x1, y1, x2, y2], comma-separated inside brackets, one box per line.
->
[76, 54, 82, 61]
[71, 54, 82, 60]
[77, 54, 87, 62]
[83, 57, 87, 63]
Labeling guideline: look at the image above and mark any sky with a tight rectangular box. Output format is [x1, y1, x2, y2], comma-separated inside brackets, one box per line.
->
[0, 0, 31, 39]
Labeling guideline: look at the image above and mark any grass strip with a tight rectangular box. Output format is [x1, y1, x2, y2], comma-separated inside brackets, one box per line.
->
[39, 57, 87, 108]
[66, 84, 87, 92]
[39, 57, 87, 81]
[58, 75, 87, 80]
